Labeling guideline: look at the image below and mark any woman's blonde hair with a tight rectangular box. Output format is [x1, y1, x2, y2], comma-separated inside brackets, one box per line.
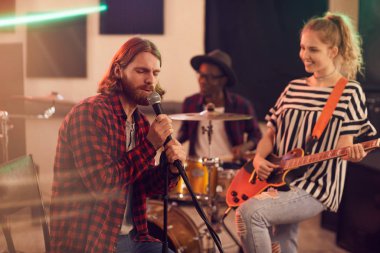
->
[301, 12, 363, 80]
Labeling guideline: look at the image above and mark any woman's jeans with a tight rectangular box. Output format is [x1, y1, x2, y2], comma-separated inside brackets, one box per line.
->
[236, 187, 325, 253]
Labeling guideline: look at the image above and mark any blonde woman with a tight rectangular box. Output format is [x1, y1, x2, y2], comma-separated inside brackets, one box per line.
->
[236, 12, 377, 253]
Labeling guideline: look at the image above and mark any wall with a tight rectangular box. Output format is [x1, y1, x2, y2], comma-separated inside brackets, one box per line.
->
[329, 0, 359, 28]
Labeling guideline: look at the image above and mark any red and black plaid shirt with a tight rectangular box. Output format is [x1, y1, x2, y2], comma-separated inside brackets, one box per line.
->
[177, 91, 262, 156]
[50, 93, 178, 253]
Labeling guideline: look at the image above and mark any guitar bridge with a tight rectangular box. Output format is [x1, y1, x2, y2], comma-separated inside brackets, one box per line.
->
[267, 168, 283, 183]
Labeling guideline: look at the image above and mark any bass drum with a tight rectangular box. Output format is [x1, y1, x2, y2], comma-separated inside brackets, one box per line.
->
[147, 200, 203, 253]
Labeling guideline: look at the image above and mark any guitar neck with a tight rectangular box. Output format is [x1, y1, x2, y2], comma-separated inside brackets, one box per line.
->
[285, 138, 380, 170]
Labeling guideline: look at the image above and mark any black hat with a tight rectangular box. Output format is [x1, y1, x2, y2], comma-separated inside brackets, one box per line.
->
[190, 49, 237, 87]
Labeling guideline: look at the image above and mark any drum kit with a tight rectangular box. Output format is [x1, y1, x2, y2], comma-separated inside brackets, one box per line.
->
[147, 104, 252, 252]
[1, 96, 250, 252]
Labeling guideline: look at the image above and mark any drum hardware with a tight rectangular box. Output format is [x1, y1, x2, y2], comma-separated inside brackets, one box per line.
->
[0, 111, 10, 162]
[147, 93, 223, 252]
[201, 121, 213, 157]
[0, 92, 75, 163]
[0, 93, 62, 162]
[174, 158, 224, 252]
[0, 108, 52, 165]
[0, 92, 76, 168]
[157, 141, 223, 252]
[7, 92, 75, 118]
[220, 207, 243, 252]
[169, 105, 251, 252]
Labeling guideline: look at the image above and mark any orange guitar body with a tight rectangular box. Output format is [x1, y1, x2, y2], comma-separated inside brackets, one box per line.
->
[226, 148, 304, 208]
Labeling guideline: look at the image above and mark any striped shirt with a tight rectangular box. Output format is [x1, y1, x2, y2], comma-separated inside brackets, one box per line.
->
[266, 78, 377, 211]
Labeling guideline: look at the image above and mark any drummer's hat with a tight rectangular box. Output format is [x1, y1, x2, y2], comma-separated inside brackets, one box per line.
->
[190, 49, 237, 87]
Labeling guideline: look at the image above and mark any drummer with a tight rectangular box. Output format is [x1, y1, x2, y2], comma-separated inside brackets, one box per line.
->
[177, 50, 262, 162]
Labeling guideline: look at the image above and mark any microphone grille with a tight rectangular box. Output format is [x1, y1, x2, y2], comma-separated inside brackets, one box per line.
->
[147, 91, 161, 105]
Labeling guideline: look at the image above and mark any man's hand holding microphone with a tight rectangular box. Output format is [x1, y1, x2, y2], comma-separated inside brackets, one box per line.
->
[147, 91, 186, 173]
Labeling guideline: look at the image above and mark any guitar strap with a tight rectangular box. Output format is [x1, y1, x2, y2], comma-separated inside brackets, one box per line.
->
[305, 77, 348, 154]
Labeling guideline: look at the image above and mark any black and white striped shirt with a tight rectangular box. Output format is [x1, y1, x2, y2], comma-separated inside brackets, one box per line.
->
[266, 78, 377, 211]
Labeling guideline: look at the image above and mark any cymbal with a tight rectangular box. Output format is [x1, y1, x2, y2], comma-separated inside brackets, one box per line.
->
[11, 92, 75, 106]
[1, 92, 76, 118]
[169, 110, 252, 121]
[7, 114, 53, 120]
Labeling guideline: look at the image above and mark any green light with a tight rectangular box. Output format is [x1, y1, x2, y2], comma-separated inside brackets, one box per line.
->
[0, 4, 107, 27]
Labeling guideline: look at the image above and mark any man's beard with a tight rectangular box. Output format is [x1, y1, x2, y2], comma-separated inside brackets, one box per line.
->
[121, 82, 152, 106]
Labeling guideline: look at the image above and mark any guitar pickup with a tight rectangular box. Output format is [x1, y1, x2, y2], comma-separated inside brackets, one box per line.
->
[249, 170, 258, 184]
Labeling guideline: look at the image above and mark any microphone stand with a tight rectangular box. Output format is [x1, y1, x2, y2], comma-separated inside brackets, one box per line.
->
[160, 151, 169, 253]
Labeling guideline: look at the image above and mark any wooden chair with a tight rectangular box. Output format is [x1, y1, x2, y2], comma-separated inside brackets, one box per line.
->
[0, 155, 50, 253]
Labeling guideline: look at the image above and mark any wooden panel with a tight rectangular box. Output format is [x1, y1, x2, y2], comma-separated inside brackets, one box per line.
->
[26, 16, 87, 77]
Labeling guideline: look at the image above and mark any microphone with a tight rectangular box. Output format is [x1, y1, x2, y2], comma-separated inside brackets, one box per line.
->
[147, 91, 173, 145]
[147, 91, 184, 170]
[147, 91, 164, 115]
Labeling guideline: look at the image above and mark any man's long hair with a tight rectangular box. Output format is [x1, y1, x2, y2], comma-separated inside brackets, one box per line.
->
[98, 37, 165, 95]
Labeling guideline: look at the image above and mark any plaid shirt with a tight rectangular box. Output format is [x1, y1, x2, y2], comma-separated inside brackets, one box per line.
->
[177, 91, 262, 156]
[50, 93, 178, 253]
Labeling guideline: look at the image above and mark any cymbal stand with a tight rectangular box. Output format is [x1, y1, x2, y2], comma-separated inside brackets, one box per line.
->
[202, 157, 219, 214]
[42, 103, 56, 119]
[201, 120, 222, 252]
[201, 119, 244, 252]
[0, 110, 9, 162]
[201, 120, 213, 157]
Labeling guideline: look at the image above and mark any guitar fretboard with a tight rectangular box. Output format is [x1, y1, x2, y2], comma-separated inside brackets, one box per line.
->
[284, 138, 380, 170]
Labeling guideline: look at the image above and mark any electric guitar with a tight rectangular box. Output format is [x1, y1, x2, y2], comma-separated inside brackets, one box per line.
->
[226, 138, 380, 208]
